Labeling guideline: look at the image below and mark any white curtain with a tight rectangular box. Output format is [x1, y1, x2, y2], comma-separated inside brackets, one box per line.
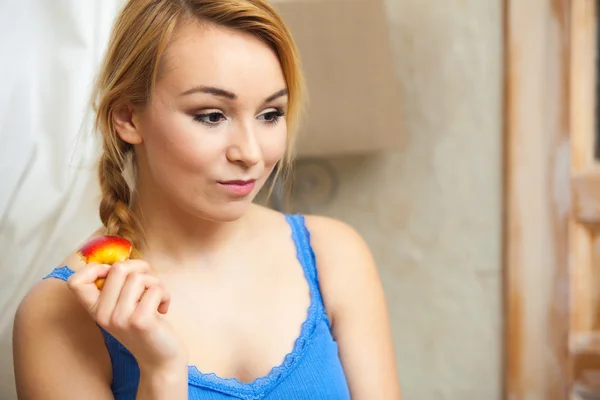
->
[0, 1, 124, 398]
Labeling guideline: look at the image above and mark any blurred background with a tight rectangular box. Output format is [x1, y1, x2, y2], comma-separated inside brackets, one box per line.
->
[3, 0, 591, 399]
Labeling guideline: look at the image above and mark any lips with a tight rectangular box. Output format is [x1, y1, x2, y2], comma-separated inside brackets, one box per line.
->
[217, 179, 257, 196]
[218, 179, 256, 185]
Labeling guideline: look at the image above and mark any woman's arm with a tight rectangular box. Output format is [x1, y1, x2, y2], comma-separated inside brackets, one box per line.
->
[13, 279, 114, 399]
[306, 215, 402, 400]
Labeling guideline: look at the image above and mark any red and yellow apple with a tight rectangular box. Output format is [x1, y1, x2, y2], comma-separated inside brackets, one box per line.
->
[78, 236, 133, 289]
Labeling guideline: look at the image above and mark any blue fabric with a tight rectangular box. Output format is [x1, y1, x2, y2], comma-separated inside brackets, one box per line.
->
[43, 214, 350, 399]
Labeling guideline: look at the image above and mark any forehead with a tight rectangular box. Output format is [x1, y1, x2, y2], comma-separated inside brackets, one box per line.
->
[157, 20, 286, 97]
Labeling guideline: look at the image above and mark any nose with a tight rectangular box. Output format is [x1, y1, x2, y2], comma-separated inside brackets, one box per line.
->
[226, 123, 261, 167]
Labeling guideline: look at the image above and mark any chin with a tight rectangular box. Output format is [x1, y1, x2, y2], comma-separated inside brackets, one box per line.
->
[191, 198, 255, 223]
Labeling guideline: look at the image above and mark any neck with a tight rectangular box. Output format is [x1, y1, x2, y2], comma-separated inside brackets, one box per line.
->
[130, 188, 253, 269]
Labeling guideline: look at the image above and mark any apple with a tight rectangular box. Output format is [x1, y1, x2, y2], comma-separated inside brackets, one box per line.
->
[78, 235, 133, 289]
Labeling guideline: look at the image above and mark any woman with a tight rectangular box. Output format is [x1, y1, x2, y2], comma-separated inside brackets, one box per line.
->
[12, 0, 401, 399]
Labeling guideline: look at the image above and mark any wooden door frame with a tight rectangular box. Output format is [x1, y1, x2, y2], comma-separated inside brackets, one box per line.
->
[504, 0, 600, 398]
[503, 0, 572, 398]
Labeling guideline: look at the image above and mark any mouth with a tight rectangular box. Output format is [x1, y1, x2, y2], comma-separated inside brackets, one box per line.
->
[218, 179, 256, 185]
[217, 179, 257, 196]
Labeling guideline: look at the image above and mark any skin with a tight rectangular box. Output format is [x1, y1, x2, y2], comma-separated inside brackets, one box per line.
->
[12, 20, 401, 400]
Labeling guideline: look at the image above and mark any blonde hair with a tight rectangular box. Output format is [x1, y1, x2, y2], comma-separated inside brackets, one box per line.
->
[90, 0, 305, 257]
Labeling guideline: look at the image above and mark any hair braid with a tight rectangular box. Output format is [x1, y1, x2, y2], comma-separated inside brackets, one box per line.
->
[98, 140, 143, 258]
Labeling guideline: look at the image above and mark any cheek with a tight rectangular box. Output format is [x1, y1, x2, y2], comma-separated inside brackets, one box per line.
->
[144, 116, 221, 173]
[260, 126, 288, 168]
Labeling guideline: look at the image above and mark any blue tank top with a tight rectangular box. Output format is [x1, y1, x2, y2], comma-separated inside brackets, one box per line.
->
[43, 214, 350, 400]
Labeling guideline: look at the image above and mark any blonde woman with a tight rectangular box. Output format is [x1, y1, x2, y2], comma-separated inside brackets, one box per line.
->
[12, 1, 401, 399]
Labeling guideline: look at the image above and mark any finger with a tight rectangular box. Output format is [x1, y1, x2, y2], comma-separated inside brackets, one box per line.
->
[135, 285, 171, 318]
[95, 260, 154, 324]
[95, 262, 130, 324]
[114, 259, 152, 274]
[94, 260, 152, 291]
[67, 263, 111, 311]
[111, 273, 162, 326]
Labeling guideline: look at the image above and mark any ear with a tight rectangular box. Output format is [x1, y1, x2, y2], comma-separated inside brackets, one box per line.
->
[113, 104, 143, 145]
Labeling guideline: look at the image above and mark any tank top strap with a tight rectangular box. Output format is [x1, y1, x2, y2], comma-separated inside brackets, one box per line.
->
[285, 214, 318, 283]
[284, 213, 331, 328]
[43, 265, 76, 282]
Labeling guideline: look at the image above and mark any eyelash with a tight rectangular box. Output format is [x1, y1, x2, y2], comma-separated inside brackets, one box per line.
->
[193, 108, 285, 127]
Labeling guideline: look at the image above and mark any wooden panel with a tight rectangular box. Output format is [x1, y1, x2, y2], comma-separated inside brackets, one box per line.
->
[570, 1, 599, 396]
[572, 168, 600, 227]
[569, 0, 596, 172]
[571, 169, 600, 395]
[570, 0, 597, 334]
[504, 0, 600, 398]
[503, 0, 571, 398]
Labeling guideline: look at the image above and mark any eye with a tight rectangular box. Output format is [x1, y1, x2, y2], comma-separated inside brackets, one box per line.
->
[193, 111, 226, 126]
[258, 108, 285, 125]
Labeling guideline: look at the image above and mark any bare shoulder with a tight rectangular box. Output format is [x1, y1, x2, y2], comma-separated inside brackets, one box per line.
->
[303, 215, 376, 277]
[303, 214, 401, 399]
[13, 229, 112, 399]
[16, 227, 105, 323]
[15, 227, 106, 333]
[303, 214, 371, 257]
[302, 215, 378, 319]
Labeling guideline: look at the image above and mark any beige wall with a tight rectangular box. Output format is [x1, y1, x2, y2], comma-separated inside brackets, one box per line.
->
[288, 0, 503, 398]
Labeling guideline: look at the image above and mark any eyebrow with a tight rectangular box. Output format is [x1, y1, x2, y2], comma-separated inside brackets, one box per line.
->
[180, 85, 288, 104]
[264, 88, 288, 103]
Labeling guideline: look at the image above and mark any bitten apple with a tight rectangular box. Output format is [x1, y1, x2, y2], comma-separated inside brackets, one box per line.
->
[77, 236, 133, 289]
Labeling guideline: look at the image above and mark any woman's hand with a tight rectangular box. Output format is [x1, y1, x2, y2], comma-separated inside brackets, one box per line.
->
[66, 260, 188, 371]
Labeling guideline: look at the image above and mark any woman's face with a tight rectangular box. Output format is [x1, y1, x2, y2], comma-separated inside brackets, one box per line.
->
[123, 21, 288, 221]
